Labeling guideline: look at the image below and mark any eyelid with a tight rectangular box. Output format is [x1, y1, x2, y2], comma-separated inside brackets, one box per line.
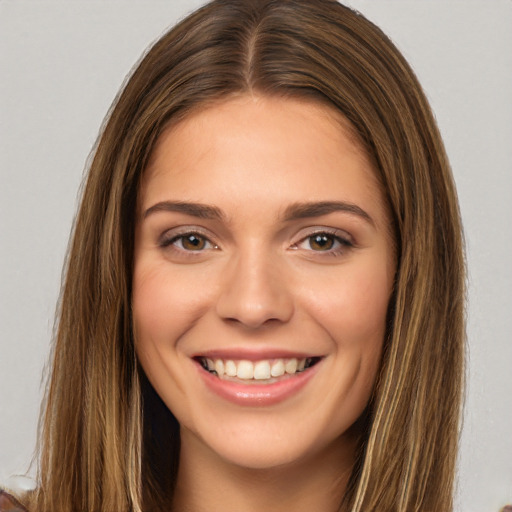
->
[291, 226, 354, 245]
[290, 227, 355, 255]
[158, 226, 219, 251]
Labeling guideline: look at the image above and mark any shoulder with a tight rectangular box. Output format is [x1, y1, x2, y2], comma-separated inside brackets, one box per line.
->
[0, 490, 29, 512]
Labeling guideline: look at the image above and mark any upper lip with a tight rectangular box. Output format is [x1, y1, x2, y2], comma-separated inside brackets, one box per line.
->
[192, 348, 322, 361]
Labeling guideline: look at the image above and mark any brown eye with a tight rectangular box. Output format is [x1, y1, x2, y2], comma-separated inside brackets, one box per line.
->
[309, 234, 335, 251]
[181, 234, 208, 251]
[159, 230, 218, 254]
[293, 230, 353, 256]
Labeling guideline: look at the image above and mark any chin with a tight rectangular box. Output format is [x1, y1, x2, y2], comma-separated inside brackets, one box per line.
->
[218, 437, 311, 470]
[181, 410, 355, 473]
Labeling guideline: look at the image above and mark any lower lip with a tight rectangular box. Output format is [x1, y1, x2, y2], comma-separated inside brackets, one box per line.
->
[196, 361, 321, 406]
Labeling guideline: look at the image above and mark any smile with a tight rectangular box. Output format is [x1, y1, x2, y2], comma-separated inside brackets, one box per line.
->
[197, 356, 321, 382]
[193, 353, 323, 406]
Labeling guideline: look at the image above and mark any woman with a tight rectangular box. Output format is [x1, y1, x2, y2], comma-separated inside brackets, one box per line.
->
[2, 0, 466, 510]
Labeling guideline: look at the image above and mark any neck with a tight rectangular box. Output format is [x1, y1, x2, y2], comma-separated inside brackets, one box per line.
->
[172, 428, 359, 512]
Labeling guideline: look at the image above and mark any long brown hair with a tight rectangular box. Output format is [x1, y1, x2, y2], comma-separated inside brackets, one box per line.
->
[28, 1, 465, 510]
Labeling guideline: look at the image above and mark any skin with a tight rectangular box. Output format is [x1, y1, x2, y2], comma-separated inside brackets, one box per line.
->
[132, 95, 396, 511]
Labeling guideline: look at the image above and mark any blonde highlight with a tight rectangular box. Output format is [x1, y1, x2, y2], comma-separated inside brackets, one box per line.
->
[25, 1, 464, 511]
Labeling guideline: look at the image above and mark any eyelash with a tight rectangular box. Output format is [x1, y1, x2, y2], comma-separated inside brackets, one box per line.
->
[159, 228, 353, 257]
[293, 230, 353, 256]
[159, 230, 217, 253]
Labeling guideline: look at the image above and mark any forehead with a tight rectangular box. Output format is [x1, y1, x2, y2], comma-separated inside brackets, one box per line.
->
[139, 95, 388, 229]
[145, 94, 369, 171]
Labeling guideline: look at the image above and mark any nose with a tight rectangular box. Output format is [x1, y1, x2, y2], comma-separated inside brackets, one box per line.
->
[215, 251, 294, 329]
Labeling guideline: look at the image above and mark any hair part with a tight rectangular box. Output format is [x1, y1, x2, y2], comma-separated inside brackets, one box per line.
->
[29, 1, 465, 511]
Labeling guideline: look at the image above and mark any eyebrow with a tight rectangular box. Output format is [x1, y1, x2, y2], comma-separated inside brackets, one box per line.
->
[283, 201, 374, 225]
[142, 199, 374, 225]
[143, 201, 225, 220]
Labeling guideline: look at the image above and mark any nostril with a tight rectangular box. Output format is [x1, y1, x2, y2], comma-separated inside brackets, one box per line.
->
[222, 314, 288, 330]
[214, 256, 294, 327]
[216, 289, 294, 329]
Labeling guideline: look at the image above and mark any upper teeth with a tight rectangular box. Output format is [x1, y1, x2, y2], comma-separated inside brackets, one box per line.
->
[201, 357, 312, 380]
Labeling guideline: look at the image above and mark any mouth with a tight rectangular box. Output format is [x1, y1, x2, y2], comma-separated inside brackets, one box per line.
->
[194, 355, 322, 384]
[193, 353, 324, 406]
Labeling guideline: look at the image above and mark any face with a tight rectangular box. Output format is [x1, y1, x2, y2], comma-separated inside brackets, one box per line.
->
[133, 95, 395, 470]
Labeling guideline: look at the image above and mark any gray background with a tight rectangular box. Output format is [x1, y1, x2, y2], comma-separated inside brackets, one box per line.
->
[1, 1, 511, 510]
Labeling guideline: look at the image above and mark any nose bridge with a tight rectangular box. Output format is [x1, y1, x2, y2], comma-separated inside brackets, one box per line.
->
[216, 243, 294, 328]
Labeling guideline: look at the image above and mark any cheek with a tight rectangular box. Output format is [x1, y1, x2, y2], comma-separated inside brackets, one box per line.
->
[308, 261, 392, 346]
[131, 264, 200, 420]
[133, 267, 171, 344]
[304, 257, 393, 410]
[132, 262, 208, 345]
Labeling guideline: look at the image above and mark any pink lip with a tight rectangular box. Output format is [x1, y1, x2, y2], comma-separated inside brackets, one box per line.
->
[195, 358, 321, 406]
